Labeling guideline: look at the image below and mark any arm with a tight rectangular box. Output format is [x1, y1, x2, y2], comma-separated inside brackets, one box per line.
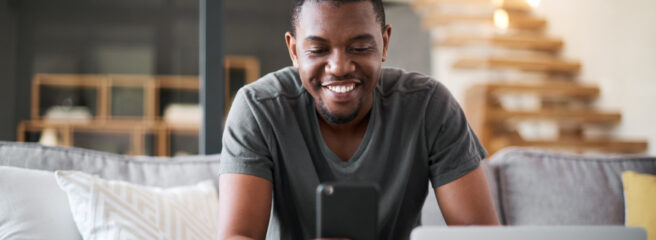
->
[434, 165, 500, 225]
[217, 174, 273, 240]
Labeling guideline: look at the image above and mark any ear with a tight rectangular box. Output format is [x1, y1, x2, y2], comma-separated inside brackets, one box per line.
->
[381, 24, 392, 62]
[285, 32, 300, 68]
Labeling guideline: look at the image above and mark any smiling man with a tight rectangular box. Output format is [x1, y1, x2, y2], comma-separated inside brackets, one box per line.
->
[216, 0, 500, 239]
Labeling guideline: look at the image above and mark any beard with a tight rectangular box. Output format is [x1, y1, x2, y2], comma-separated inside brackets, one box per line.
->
[317, 98, 362, 125]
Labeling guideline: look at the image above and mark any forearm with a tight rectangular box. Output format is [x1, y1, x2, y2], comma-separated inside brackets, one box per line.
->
[217, 174, 273, 240]
[435, 166, 501, 226]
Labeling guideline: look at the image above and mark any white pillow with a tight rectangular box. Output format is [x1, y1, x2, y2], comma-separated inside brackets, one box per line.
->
[0, 166, 81, 240]
[55, 171, 219, 240]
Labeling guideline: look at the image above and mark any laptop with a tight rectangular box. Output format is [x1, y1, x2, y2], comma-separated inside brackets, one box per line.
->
[411, 226, 647, 240]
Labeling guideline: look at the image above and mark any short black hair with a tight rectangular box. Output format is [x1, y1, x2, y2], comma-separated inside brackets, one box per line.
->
[289, 0, 386, 36]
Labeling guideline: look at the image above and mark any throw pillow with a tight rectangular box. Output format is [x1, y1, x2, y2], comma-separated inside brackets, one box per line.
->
[55, 171, 219, 240]
[622, 171, 656, 240]
[0, 166, 81, 240]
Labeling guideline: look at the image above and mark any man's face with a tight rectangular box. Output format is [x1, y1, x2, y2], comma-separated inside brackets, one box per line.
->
[285, 1, 391, 124]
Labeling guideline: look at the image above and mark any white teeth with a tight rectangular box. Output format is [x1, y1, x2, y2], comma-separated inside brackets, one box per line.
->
[327, 84, 355, 93]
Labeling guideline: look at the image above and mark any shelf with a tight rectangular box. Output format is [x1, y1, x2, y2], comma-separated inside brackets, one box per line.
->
[21, 55, 260, 156]
[18, 120, 198, 156]
[168, 131, 199, 156]
[73, 130, 134, 155]
[32, 74, 106, 121]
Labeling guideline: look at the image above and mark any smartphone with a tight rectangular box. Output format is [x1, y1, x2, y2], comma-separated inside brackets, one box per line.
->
[316, 182, 378, 240]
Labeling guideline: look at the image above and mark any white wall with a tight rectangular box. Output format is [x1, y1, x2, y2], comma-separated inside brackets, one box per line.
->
[536, 0, 656, 155]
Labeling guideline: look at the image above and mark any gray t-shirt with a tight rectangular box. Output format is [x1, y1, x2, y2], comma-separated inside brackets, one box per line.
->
[219, 67, 486, 239]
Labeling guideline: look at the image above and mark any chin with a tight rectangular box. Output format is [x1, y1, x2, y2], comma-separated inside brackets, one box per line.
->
[318, 100, 361, 125]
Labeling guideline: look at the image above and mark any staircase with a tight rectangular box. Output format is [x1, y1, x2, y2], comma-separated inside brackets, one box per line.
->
[411, 0, 648, 154]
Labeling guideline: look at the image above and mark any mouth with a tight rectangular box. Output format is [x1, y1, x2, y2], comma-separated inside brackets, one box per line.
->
[320, 81, 361, 102]
[325, 83, 356, 93]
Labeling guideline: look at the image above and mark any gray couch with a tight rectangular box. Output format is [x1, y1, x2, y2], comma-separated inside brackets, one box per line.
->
[1, 141, 655, 229]
[0, 141, 221, 189]
[482, 148, 656, 225]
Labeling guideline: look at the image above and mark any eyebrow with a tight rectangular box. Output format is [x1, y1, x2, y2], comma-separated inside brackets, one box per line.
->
[349, 34, 375, 42]
[304, 36, 329, 43]
[304, 34, 375, 43]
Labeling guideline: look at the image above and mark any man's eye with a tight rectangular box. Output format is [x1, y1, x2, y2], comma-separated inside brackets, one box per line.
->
[308, 49, 328, 54]
[351, 47, 372, 53]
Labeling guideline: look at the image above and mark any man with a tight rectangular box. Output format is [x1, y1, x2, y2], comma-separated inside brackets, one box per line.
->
[217, 0, 500, 239]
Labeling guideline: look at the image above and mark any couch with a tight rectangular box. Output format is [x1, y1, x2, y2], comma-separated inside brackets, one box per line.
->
[1, 141, 655, 238]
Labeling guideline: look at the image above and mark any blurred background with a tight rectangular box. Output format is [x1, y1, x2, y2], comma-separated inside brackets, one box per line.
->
[0, 0, 654, 156]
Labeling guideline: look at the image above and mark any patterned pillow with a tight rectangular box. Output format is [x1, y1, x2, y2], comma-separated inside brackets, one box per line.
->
[55, 171, 219, 240]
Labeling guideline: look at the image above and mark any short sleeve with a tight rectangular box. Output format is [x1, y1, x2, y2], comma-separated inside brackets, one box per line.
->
[219, 89, 274, 182]
[426, 83, 487, 188]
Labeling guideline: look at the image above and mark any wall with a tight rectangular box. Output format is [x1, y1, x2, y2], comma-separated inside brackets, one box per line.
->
[0, 0, 17, 141]
[383, 3, 432, 75]
[536, 0, 656, 155]
[225, 1, 293, 75]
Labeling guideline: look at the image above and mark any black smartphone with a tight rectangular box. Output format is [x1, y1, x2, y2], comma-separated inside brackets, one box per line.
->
[316, 182, 378, 240]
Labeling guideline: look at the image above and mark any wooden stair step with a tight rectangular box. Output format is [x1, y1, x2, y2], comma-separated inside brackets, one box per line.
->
[422, 13, 546, 30]
[492, 137, 649, 154]
[454, 56, 581, 74]
[496, 0, 535, 12]
[412, 0, 534, 12]
[488, 109, 622, 125]
[438, 34, 563, 51]
[479, 82, 600, 99]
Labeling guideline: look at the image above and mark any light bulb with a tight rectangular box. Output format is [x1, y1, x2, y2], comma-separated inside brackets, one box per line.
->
[494, 9, 509, 30]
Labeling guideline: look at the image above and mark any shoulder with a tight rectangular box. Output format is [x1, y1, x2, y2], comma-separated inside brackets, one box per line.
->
[377, 68, 461, 119]
[239, 66, 305, 102]
[377, 67, 451, 99]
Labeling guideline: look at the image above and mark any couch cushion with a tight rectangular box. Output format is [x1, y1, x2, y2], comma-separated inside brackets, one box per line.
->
[0, 166, 81, 240]
[0, 141, 220, 188]
[481, 161, 502, 221]
[488, 148, 656, 225]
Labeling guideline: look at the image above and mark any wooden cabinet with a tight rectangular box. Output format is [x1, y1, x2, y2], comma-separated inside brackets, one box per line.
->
[18, 56, 259, 156]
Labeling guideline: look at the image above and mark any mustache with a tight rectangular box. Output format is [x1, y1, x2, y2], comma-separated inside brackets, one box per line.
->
[327, 73, 358, 81]
[323, 73, 364, 83]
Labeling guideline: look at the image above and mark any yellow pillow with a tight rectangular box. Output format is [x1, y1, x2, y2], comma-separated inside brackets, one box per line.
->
[622, 171, 656, 240]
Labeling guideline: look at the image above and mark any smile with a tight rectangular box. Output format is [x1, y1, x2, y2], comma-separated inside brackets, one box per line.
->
[326, 83, 356, 93]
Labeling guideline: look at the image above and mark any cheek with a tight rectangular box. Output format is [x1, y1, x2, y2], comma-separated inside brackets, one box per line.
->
[299, 60, 325, 85]
[299, 57, 323, 72]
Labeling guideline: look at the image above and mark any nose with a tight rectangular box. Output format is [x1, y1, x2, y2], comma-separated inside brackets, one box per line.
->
[325, 50, 355, 77]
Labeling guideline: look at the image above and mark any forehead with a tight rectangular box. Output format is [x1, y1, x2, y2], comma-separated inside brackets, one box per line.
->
[296, 1, 379, 39]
